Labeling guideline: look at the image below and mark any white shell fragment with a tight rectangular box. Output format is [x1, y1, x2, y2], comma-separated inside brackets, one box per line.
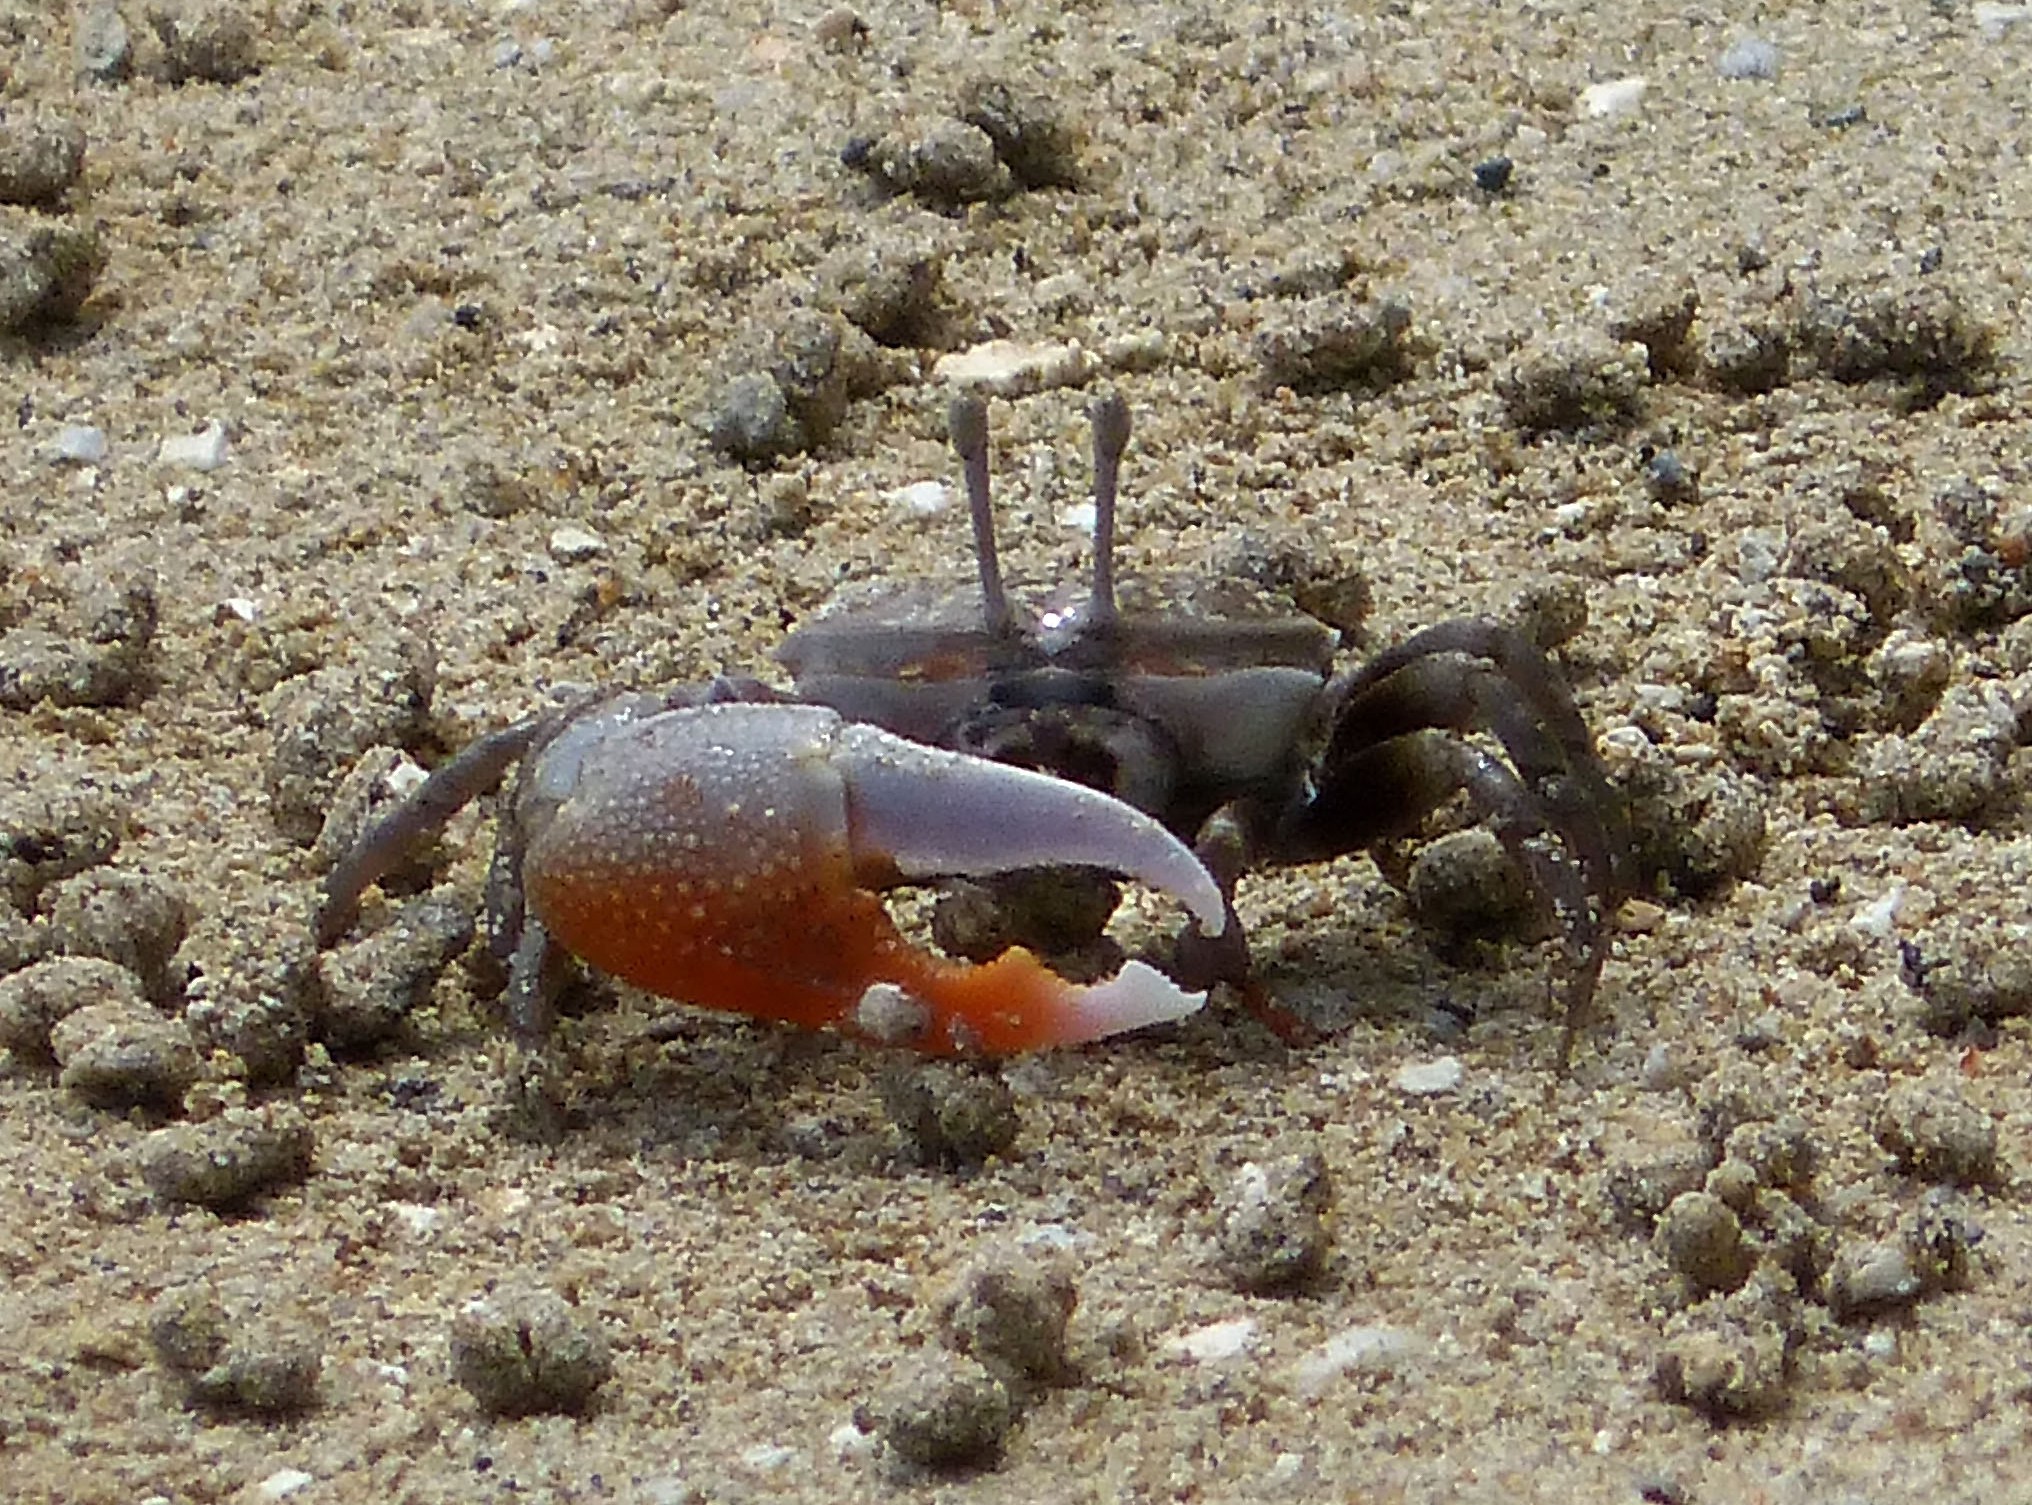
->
[933, 339, 1097, 397]
[1849, 882, 1908, 939]
[53, 425, 107, 463]
[158, 420, 230, 471]
[1162, 1317, 1260, 1364]
[1288, 1324, 1425, 1397]
[548, 525, 606, 561]
[1579, 77, 1648, 118]
[891, 479, 952, 516]
[1393, 1055, 1464, 1096]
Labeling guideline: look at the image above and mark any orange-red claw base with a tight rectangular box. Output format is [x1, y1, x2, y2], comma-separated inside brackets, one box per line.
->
[519, 702, 1216, 1055]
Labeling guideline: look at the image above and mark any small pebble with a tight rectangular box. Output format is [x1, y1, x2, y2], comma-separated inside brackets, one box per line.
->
[1872, 1080, 1999, 1185]
[315, 894, 475, 1050]
[1471, 155, 1513, 193]
[449, 1286, 613, 1417]
[878, 1060, 1020, 1168]
[1655, 1191, 1753, 1295]
[0, 210, 105, 331]
[146, 0, 261, 85]
[50, 1001, 199, 1109]
[48, 868, 192, 1005]
[931, 1251, 1077, 1387]
[891, 480, 951, 517]
[1976, 2, 2032, 40]
[1652, 1274, 1795, 1419]
[0, 955, 145, 1060]
[157, 420, 230, 472]
[1639, 1042, 1691, 1092]
[866, 1354, 1012, 1470]
[75, 0, 133, 80]
[178, 907, 320, 1084]
[1717, 37, 1781, 80]
[1644, 449, 1697, 504]
[1253, 294, 1412, 394]
[0, 116, 87, 208]
[1393, 1056, 1464, 1096]
[140, 1107, 315, 1210]
[149, 1284, 321, 1417]
[1213, 1150, 1334, 1294]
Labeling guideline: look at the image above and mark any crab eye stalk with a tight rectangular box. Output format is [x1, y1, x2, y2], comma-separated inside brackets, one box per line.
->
[948, 392, 1017, 640]
[1087, 389, 1130, 630]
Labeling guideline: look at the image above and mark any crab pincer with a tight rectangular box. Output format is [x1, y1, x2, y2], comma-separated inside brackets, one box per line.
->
[506, 700, 1226, 1056]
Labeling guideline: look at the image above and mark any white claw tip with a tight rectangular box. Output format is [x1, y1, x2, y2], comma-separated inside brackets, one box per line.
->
[1062, 960, 1208, 1043]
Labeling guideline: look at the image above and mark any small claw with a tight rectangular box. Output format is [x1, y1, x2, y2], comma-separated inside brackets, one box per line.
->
[519, 703, 1218, 1056]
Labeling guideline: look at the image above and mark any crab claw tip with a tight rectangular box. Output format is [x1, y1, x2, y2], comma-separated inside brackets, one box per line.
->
[1053, 958, 1208, 1042]
[835, 722, 1227, 936]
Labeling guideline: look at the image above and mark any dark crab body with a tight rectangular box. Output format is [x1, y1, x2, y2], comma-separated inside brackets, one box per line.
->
[781, 394, 1629, 1060]
[317, 392, 1626, 1066]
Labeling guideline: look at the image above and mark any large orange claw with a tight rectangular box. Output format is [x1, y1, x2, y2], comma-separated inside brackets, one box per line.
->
[517, 701, 1226, 1055]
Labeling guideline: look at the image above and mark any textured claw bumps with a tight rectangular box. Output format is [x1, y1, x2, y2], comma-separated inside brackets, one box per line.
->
[517, 702, 1217, 1054]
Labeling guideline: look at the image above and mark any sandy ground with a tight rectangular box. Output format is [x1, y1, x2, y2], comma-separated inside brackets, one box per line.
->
[4, 0, 2032, 1500]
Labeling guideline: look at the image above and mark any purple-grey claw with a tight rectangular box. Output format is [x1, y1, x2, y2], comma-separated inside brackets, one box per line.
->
[830, 718, 1227, 937]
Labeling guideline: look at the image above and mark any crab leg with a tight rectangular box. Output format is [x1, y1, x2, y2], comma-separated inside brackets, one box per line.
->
[519, 702, 1225, 1056]
[315, 717, 547, 948]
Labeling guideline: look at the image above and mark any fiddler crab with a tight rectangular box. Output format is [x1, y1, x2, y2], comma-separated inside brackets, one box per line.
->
[317, 392, 1627, 1065]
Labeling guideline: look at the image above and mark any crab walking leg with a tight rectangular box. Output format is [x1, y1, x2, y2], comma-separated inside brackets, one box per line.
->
[316, 716, 548, 947]
[518, 703, 1223, 1056]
